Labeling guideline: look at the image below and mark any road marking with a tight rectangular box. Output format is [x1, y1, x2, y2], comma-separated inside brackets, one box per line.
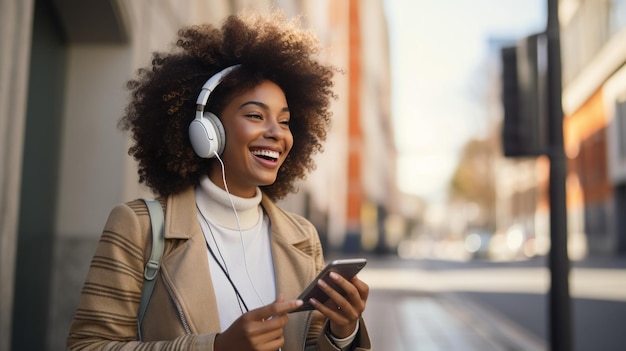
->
[360, 267, 626, 302]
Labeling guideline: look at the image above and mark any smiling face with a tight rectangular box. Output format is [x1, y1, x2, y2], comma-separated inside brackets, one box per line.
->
[209, 80, 293, 198]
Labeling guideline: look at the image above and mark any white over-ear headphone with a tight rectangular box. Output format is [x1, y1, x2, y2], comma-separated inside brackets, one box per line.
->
[189, 65, 240, 158]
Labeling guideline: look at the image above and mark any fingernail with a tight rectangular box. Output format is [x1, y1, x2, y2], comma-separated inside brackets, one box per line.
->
[295, 299, 303, 306]
[317, 279, 328, 287]
[330, 272, 339, 280]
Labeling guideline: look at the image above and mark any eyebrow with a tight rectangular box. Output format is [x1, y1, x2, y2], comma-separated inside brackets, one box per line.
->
[240, 101, 289, 113]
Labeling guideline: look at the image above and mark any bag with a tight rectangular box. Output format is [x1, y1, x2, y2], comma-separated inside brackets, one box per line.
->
[137, 198, 165, 341]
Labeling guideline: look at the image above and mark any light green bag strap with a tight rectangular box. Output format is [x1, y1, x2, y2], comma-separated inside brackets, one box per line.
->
[137, 198, 165, 341]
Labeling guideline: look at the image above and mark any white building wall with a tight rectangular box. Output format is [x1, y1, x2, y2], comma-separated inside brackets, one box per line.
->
[55, 46, 131, 239]
[359, 0, 392, 206]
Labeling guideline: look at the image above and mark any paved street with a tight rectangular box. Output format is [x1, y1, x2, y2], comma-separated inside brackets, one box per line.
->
[359, 255, 626, 351]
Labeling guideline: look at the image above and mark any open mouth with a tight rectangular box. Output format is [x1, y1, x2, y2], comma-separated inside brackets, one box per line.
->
[251, 149, 279, 162]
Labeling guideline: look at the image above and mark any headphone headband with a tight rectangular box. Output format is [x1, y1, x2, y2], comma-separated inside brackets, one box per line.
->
[189, 64, 240, 158]
[196, 65, 241, 108]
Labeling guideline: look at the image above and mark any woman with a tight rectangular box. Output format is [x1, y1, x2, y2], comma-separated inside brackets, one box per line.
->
[67, 11, 371, 351]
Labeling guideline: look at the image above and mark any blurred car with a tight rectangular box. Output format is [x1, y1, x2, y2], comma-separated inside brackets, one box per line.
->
[464, 229, 492, 260]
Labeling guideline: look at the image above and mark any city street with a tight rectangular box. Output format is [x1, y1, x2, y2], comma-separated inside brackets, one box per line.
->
[360, 255, 626, 351]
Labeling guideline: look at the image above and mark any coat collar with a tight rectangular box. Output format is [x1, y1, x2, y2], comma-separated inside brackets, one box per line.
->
[163, 186, 199, 240]
[164, 186, 313, 246]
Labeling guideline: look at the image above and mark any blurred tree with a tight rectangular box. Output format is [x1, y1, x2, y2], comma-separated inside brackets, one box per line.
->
[449, 138, 496, 229]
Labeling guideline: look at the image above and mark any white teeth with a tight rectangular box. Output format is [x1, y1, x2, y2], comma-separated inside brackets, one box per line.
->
[251, 149, 279, 159]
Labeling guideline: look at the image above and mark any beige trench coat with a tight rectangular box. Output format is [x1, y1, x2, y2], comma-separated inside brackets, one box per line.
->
[67, 186, 371, 350]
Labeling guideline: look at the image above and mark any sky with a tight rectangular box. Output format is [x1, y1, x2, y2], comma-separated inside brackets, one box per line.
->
[384, 0, 547, 203]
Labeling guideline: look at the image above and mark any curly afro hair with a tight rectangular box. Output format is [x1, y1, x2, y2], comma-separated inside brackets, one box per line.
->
[118, 11, 337, 201]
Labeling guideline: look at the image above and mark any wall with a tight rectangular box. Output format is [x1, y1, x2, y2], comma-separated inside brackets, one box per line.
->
[0, 1, 34, 350]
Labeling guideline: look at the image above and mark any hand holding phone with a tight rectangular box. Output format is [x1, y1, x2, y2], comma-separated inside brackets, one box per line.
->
[290, 258, 367, 313]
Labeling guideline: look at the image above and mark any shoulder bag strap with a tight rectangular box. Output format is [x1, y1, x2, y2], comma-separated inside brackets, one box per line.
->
[137, 198, 165, 341]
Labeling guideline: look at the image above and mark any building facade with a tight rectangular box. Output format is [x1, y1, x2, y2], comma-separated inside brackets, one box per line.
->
[560, 0, 626, 256]
[492, 0, 626, 261]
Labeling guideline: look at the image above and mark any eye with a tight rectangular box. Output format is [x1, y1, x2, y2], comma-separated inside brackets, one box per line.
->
[245, 113, 262, 120]
[280, 119, 291, 126]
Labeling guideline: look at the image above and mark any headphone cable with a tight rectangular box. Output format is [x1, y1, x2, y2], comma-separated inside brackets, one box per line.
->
[213, 151, 267, 307]
[198, 215, 249, 313]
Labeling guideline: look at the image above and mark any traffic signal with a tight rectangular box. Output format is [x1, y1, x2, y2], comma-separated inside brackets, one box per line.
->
[500, 33, 549, 157]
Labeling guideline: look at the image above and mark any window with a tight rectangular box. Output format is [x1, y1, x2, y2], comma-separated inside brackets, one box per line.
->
[616, 98, 626, 160]
[611, 0, 626, 34]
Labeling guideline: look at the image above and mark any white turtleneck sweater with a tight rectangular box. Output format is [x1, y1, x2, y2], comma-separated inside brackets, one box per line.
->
[195, 175, 359, 349]
[195, 175, 276, 331]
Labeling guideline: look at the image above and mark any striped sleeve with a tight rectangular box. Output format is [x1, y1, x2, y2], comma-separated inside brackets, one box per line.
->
[66, 202, 209, 350]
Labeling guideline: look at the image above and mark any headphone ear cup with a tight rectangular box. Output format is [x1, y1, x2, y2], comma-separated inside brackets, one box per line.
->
[205, 112, 225, 155]
[188, 112, 225, 158]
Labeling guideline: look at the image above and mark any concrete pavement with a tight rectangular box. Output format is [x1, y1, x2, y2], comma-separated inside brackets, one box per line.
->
[363, 288, 546, 351]
[352, 254, 626, 350]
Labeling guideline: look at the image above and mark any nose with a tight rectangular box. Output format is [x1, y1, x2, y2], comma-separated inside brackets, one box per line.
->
[264, 118, 287, 140]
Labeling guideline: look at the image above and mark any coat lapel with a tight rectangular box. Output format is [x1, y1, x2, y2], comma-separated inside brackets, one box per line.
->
[156, 188, 319, 337]
[159, 187, 222, 333]
[262, 196, 317, 301]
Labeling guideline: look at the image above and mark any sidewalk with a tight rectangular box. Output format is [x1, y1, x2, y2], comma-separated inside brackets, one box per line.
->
[356, 254, 549, 351]
[364, 288, 546, 351]
[358, 253, 626, 350]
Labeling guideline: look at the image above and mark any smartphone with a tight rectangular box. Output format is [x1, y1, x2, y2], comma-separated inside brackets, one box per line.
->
[290, 258, 367, 313]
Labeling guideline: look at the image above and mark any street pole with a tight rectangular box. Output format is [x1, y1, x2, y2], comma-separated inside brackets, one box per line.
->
[546, 0, 571, 350]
